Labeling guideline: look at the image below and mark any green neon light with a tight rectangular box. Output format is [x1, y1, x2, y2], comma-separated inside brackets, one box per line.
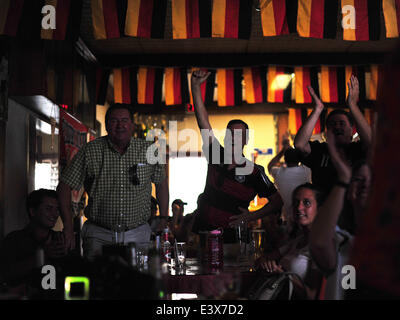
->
[64, 276, 90, 300]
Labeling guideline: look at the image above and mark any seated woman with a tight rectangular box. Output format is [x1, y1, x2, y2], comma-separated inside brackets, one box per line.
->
[256, 183, 324, 300]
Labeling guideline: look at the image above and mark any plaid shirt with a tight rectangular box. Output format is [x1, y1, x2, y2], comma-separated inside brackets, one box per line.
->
[60, 136, 166, 230]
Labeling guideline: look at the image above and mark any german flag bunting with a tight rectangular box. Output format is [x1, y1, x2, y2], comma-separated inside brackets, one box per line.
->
[216, 69, 242, 107]
[297, 0, 338, 39]
[341, 0, 381, 41]
[243, 67, 267, 104]
[189, 68, 216, 108]
[96, 68, 111, 105]
[164, 68, 190, 106]
[345, 66, 367, 101]
[260, 0, 289, 36]
[212, 0, 252, 39]
[295, 66, 319, 104]
[41, 0, 81, 40]
[0, 0, 24, 36]
[288, 108, 308, 135]
[91, 0, 120, 39]
[320, 66, 346, 104]
[113, 67, 138, 104]
[383, 0, 400, 38]
[137, 67, 163, 105]
[267, 66, 293, 103]
[125, 0, 167, 38]
[172, 0, 211, 39]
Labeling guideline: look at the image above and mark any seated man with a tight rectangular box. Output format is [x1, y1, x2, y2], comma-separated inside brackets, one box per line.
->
[0, 189, 66, 290]
[190, 70, 283, 243]
[168, 199, 187, 238]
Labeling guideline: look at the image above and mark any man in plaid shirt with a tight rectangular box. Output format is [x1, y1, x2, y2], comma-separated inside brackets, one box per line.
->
[57, 104, 169, 260]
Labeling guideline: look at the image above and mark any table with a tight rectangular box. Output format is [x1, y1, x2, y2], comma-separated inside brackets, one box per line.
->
[163, 257, 259, 299]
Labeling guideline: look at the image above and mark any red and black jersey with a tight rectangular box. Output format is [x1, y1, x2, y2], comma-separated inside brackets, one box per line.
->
[193, 138, 277, 242]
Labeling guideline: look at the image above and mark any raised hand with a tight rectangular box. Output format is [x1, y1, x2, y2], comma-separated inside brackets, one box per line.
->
[307, 85, 324, 112]
[347, 75, 359, 107]
[191, 70, 211, 88]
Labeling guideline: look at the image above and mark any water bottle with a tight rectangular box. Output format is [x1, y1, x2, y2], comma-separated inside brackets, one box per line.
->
[162, 228, 171, 264]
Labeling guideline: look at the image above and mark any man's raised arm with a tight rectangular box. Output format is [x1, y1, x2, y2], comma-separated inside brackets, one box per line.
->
[294, 86, 325, 156]
[191, 70, 213, 146]
[347, 75, 372, 147]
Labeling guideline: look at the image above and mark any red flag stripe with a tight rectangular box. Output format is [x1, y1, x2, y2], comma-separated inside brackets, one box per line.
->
[173, 68, 182, 105]
[302, 67, 312, 103]
[251, 68, 263, 103]
[224, 0, 240, 38]
[225, 69, 235, 106]
[122, 68, 131, 104]
[295, 109, 302, 131]
[273, 0, 288, 35]
[310, 0, 325, 38]
[102, 0, 120, 38]
[329, 67, 338, 102]
[186, 0, 200, 38]
[3, 0, 24, 36]
[274, 67, 284, 102]
[354, 0, 369, 40]
[53, 0, 70, 40]
[138, 0, 154, 38]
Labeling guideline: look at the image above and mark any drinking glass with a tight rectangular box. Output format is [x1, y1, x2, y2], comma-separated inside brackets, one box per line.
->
[135, 242, 150, 272]
[175, 242, 186, 271]
[111, 223, 125, 245]
[235, 221, 247, 255]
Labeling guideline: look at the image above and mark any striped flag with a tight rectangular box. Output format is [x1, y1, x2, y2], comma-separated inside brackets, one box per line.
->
[164, 68, 190, 106]
[189, 68, 216, 107]
[267, 66, 293, 103]
[345, 66, 367, 101]
[212, 0, 252, 39]
[96, 68, 111, 105]
[137, 67, 163, 105]
[41, 0, 82, 40]
[288, 108, 308, 135]
[383, 0, 400, 38]
[216, 69, 242, 107]
[172, 0, 211, 39]
[320, 66, 346, 103]
[341, 0, 381, 41]
[243, 67, 267, 104]
[125, 0, 167, 38]
[0, 0, 24, 36]
[260, 0, 289, 36]
[297, 0, 338, 39]
[295, 66, 319, 104]
[91, 0, 122, 39]
[113, 67, 137, 104]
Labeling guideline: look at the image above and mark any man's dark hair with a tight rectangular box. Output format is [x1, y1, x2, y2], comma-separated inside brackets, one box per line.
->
[226, 119, 249, 131]
[26, 189, 58, 217]
[284, 147, 301, 165]
[326, 109, 354, 127]
[105, 103, 134, 123]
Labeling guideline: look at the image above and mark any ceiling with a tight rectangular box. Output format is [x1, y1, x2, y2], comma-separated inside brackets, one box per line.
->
[79, 0, 399, 68]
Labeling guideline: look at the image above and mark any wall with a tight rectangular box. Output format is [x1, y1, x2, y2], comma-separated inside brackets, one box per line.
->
[3, 99, 30, 237]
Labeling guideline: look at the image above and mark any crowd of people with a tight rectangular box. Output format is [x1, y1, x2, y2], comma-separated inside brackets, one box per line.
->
[0, 64, 397, 299]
